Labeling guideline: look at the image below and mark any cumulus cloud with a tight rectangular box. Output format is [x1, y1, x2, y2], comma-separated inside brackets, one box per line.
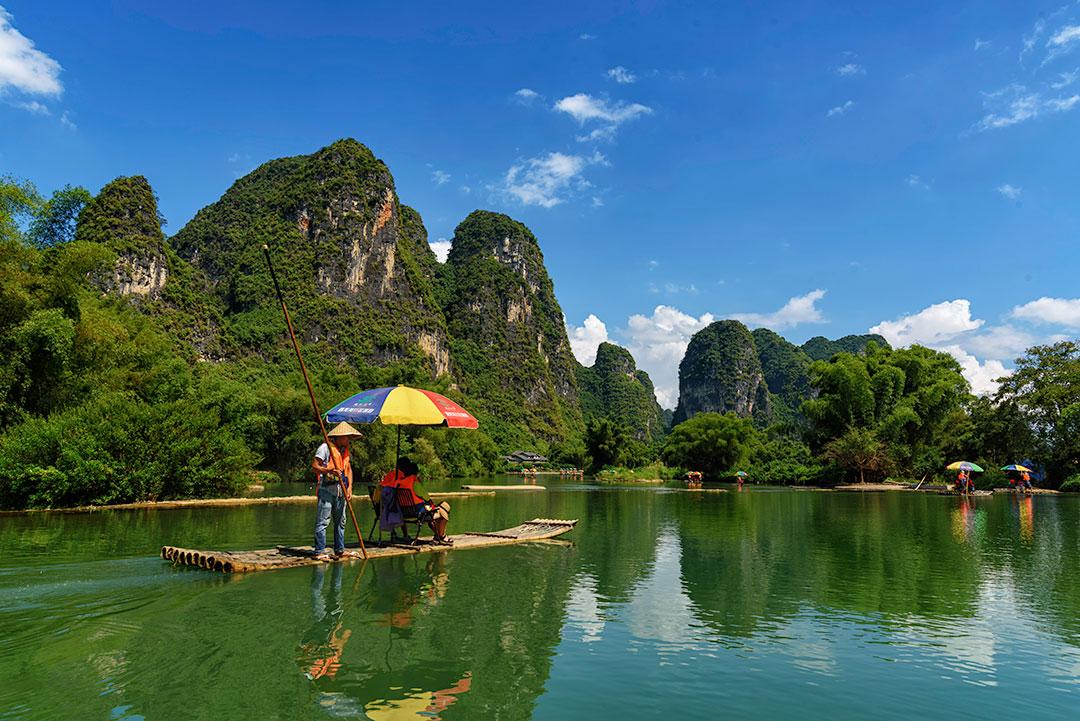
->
[1011, 297, 1080, 327]
[429, 239, 451, 263]
[502, 151, 604, 208]
[624, 306, 715, 408]
[0, 7, 62, 97]
[606, 66, 637, 84]
[963, 325, 1036, 361]
[937, 345, 1010, 395]
[729, 289, 828, 329]
[870, 299, 984, 347]
[996, 183, 1022, 199]
[9, 98, 47, 114]
[836, 63, 865, 76]
[567, 314, 610, 365]
[431, 169, 450, 186]
[826, 100, 854, 117]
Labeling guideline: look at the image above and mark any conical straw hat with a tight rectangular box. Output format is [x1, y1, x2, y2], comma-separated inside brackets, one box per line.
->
[327, 421, 362, 438]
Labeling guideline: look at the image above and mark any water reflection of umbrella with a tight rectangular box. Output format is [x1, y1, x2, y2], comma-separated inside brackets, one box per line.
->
[324, 385, 478, 465]
[1001, 464, 1033, 472]
[946, 461, 984, 472]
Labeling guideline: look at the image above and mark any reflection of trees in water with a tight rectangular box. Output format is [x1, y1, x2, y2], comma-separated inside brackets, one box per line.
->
[675, 492, 987, 640]
[976, 496, 1080, 648]
[309, 544, 576, 721]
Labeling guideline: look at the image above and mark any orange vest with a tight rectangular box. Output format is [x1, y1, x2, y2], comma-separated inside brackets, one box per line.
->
[381, 471, 424, 506]
[319, 442, 352, 491]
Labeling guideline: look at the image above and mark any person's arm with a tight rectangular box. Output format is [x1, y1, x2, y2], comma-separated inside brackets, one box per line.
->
[414, 478, 431, 503]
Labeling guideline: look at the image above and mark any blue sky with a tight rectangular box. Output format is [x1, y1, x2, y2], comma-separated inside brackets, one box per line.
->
[3, 1, 1079, 406]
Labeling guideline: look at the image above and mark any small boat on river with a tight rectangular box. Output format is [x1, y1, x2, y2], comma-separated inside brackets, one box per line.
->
[161, 518, 577, 573]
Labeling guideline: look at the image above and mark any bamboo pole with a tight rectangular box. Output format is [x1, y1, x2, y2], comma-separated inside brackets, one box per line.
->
[261, 244, 367, 560]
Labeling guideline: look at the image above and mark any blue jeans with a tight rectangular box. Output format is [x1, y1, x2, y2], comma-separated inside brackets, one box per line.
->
[314, 485, 347, 554]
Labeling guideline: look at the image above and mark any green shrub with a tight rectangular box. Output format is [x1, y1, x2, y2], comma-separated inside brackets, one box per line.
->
[1060, 474, 1080, 493]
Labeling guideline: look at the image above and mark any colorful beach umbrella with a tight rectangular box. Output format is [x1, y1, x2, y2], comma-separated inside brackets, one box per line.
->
[735, 471, 749, 477]
[1000, 464, 1033, 472]
[946, 461, 984, 472]
[324, 386, 478, 428]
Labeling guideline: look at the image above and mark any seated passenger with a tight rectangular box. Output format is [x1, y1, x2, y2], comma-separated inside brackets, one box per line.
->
[381, 456, 452, 545]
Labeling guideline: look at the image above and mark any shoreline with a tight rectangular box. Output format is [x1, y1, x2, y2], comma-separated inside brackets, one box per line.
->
[0, 489, 495, 517]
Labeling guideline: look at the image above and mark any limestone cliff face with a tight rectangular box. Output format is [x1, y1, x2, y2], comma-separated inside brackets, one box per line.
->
[672, 320, 771, 425]
[576, 342, 665, 441]
[76, 175, 169, 300]
[440, 211, 582, 445]
[170, 139, 450, 376]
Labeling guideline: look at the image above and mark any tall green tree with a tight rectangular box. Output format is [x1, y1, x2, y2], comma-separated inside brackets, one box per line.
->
[662, 412, 757, 478]
[1, 176, 42, 243]
[27, 185, 92, 248]
[823, 426, 891, 483]
[997, 341, 1080, 482]
[585, 418, 624, 472]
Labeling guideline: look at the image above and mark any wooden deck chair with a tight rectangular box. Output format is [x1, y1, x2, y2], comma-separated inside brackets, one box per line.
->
[394, 486, 425, 544]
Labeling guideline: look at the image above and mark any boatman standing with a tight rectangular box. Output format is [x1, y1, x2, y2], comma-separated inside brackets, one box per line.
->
[311, 422, 362, 560]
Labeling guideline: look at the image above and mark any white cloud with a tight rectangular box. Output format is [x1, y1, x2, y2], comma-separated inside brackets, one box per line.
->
[514, 88, 541, 105]
[575, 125, 618, 143]
[579, 33, 596, 41]
[591, 196, 604, 208]
[429, 239, 451, 263]
[502, 151, 603, 208]
[836, 63, 865, 76]
[606, 66, 637, 84]
[0, 7, 62, 96]
[729, 289, 828, 329]
[9, 98, 47, 114]
[554, 93, 652, 124]
[59, 109, 74, 129]
[459, 184, 471, 194]
[826, 100, 855, 117]
[938, 345, 1009, 395]
[1011, 297, 1080, 327]
[431, 169, 450, 186]
[624, 305, 715, 408]
[964, 325, 1036, 361]
[870, 299, 984, 347]
[974, 38, 992, 51]
[567, 314, 609, 365]
[975, 85, 1080, 130]
[1051, 69, 1078, 89]
[996, 183, 1022, 199]
[906, 174, 931, 189]
[1048, 24, 1080, 48]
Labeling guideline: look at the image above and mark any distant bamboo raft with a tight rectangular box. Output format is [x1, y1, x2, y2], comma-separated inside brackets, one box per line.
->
[161, 518, 577, 573]
[460, 485, 546, 491]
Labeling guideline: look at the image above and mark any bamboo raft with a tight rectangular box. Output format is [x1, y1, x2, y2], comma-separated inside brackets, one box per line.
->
[460, 485, 545, 491]
[161, 518, 577, 573]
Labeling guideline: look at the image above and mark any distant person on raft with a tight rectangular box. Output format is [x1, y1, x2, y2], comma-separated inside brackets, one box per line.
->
[311, 422, 362, 560]
[381, 456, 452, 545]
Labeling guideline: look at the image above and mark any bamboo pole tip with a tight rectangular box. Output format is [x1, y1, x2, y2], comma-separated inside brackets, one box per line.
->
[261, 244, 269, 251]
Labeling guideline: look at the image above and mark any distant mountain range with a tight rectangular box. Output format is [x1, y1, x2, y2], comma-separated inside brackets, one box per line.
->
[83, 138, 888, 447]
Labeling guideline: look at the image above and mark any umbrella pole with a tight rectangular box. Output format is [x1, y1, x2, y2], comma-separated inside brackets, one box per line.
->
[262, 245, 367, 560]
[395, 426, 401, 471]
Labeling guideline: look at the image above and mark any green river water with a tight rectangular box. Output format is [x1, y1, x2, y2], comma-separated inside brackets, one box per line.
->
[2, 480, 1079, 720]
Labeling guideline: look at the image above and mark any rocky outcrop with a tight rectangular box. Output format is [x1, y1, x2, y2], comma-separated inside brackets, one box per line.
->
[440, 211, 583, 445]
[576, 342, 665, 441]
[77, 175, 170, 300]
[673, 320, 771, 425]
[170, 139, 451, 376]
